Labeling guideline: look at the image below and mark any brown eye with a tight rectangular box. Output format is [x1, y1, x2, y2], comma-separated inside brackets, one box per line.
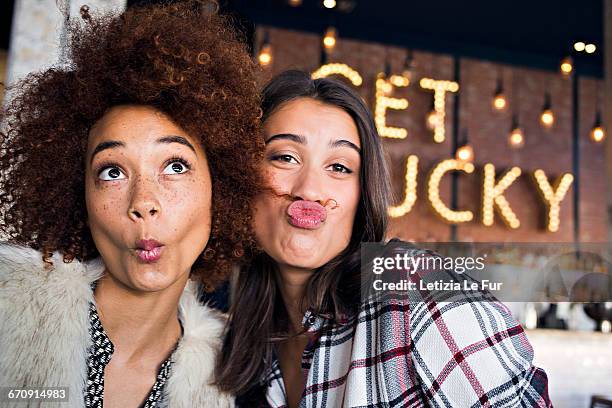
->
[329, 163, 352, 174]
[270, 154, 298, 164]
[163, 160, 189, 175]
[98, 167, 126, 181]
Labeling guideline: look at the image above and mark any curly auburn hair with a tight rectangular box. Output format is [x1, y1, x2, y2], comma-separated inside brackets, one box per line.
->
[0, 0, 264, 290]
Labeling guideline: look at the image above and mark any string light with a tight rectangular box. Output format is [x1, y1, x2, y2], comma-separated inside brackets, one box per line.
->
[540, 93, 554, 128]
[540, 110, 554, 127]
[493, 95, 507, 110]
[323, 27, 337, 50]
[532, 169, 574, 232]
[482, 164, 522, 228]
[591, 126, 606, 142]
[509, 115, 525, 148]
[591, 111, 606, 143]
[428, 159, 474, 223]
[492, 79, 507, 111]
[455, 143, 474, 163]
[420, 78, 459, 143]
[402, 50, 415, 82]
[257, 32, 272, 67]
[509, 127, 525, 148]
[388, 155, 419, 218]
[560, 56, 573, 76]
[574, 41, 596, 54]
[426, 95, 438, 130]
[323, 0, 336, 8]
[258, 45, 272, 66]
[375, 73, 409, 139]
[311, 63, 363, 86]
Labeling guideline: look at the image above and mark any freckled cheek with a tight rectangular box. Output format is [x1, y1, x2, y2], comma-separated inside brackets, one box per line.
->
[86, 189, 130, 242]
[163, 182, 212, 229]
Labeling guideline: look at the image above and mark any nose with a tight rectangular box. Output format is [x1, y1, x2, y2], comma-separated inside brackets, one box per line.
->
[289, 164, 326, 204]
[127, 176, 161, 222]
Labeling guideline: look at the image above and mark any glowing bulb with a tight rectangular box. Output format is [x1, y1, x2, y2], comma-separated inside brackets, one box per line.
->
[540, 109, 554, 127]
[533, 169, 573, 232]
[288, 0, 302, 5]
[428, 159, 474, 223]
[574, 42, 586, 52]
[509, 128, 524, 148]
[493, 94, 507, 110]
[456, 144, 474, 163]
[585, 43, 596, 54]
[375, 74, 409, 139]
[323, 0, 336, 8]
[311, 63, 363, 86]
[426, 110, 438, 130]
[380, 81, 392, 95]
[323, 27, 337, 50]
[591, 126, 606, 142]
[420, 78, 459, 143]
[258, 44, 272, 66]
[560, 57, 573, 75]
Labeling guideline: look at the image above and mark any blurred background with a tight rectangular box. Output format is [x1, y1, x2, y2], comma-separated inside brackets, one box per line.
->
[0, 0, 611, 406]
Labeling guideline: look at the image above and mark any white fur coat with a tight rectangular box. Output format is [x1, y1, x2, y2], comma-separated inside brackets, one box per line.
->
[0, 244, 234, 408]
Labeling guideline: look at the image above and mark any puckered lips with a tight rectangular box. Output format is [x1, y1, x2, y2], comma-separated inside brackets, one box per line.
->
[134, 238, 164, 263]
[286, 200, 327, 230]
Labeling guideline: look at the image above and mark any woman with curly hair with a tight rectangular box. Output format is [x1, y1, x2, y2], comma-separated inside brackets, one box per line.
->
[0, 1, 262, 407]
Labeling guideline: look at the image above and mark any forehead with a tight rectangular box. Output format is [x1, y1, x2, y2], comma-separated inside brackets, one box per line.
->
[88, 105, 189, 147]
[264, 97, 361, 148]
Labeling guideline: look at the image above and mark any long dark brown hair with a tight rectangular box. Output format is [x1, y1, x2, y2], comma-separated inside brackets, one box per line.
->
[216, 70, 391, 397]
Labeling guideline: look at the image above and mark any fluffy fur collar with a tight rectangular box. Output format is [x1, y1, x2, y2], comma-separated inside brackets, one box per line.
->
[0, 244, 233, 407]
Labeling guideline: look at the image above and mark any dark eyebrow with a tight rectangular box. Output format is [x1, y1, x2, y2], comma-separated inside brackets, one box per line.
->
[157, 135, 197, 154]
[265, 133, 360, 155]
[89, 135, 196, 165]
[330, 139, 361, 154]
[90, 140, 125, 165]
[265, 133, 306, 145]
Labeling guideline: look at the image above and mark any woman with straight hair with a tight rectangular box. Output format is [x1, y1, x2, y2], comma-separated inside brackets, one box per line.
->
[217, 70, 552, 407]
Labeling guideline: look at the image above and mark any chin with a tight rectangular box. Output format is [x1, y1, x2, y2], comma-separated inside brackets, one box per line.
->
[125, 267, 183, 292]
[278, 252, 329, 271]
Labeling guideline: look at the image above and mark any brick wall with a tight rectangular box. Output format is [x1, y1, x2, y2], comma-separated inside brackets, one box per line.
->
[257, 26, 608, 243]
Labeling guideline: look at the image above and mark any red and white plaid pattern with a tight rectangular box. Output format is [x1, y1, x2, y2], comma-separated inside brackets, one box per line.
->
[261, 248, 552, 407]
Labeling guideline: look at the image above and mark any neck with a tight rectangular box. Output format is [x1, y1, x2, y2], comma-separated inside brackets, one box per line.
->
[93, 271, 187, 364]
[276, 264, 314, 335]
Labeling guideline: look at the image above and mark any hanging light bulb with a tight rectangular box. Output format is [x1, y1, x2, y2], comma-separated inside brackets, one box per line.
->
[492, 79, 507, 111]
[560, 56, 573, 76]
[323, 27, 337, 50]
[540, 109, 554, 128]
[585, 43, 596, 54]
[591, 111, 606, 143]
[402, 50, 415, 81]
[426, 111, 438, 130]
[540, 93, 554, 128]
[456, 143, 474, 163]
[258, 32, 272, 67]
[323, 0, 336, 8]
[424, 95, 437, 130]
[509, 115, 525, 148]
[574, 42, 586, 52]
[384, 59, 392, 77]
